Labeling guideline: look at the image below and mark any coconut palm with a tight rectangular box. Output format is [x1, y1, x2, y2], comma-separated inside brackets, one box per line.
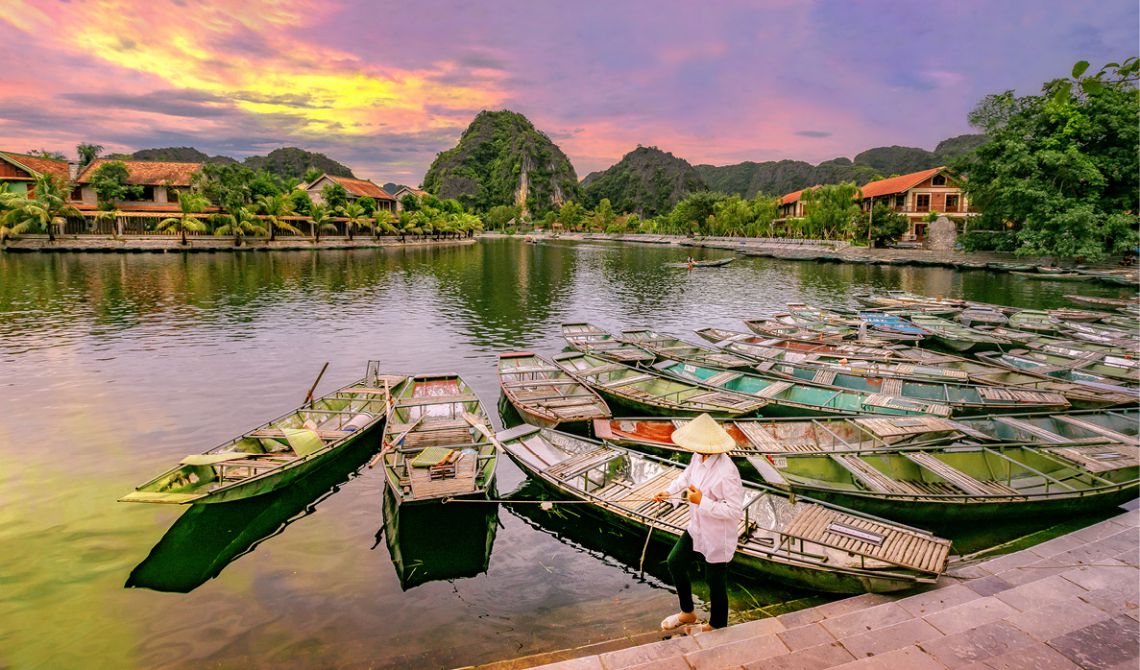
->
[340, 202, 373, 241]
[157, 191, 209, 245]
[92, 208, 122, 236]
[256, 193, 299, 242]
[372, 210, 398, 239]
[309, 204, 338, 243]
[10, 174, 83, 242]
[212, 206, 267, 246]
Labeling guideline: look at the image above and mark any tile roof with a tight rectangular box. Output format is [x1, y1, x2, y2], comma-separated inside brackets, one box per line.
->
[0, 151, 71, 181]
[780, 185, 820, 205]
[76, 159, 202, 186]
[394, 186, 428, 198]
[326, 175, 395, 200]
[859, 167, 944, 199]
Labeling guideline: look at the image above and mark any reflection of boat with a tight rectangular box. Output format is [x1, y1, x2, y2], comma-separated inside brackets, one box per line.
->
[126, 443, 372, 593]
[498, 352, 610, 430]
[496, 424, 949, 593]
[121, 363, 406, 504]
[380, 374, 497, 505]
[380, 487, 498, 590]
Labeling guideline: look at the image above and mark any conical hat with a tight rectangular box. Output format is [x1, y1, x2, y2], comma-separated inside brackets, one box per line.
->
[671, 413, 735, 454]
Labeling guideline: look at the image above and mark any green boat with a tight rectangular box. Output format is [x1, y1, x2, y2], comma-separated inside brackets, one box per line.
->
[561, 322, 656, 364]
[495, 423, 950, 594]
[380, 374, 497, 505]
[909, 314, 1011, 353]
[1064, 294, 1140, 309]
[855, 291, 966, 313]
[1011, 271, 1092, 282]
[750, 443, 1139, 525]
[121, 363, 405, 504]
[977, 349, 1140, 386]
[498, 351, 610, 430]
[695, 327, 920, 362]
[1008, 309, 1060, 334]
[597, 408, 1139, 456]
[380, 487, 498, 590]
[653, 359, 952, 417]
[1064, 322, 1140, 349]
[553, 351, 767, 417]
[619, 327, 756, 370]
[982, 326, 1131, 356]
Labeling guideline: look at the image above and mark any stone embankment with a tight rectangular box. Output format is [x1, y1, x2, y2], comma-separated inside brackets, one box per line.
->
[1, 235, 476, 253]
[465, 505, 1139, 670]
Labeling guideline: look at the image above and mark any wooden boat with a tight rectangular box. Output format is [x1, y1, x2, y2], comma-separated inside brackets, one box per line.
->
[619, 328, 756, 370]
[855, 291, 966, 312]
[496, 424, 950, 593]
[1064, 294, 1140, 309]
[695, 327, 917, 362]
[744, 318, 852, 343]
[1100, 314, 1140, 331]
[380, 374, 497, 505]
[554, 351, 767, 417]
[909, 314, 1011, 353]
[666, 257, 735, 268]
[752, 358, 1069, 415]
[1011, 271, 1091, 282]
[750, 443, 1139, 524]
[561, 322, 656, 364]
[1008, 309, 1060, 334]
[653, 359, 952, 417]
[381, 486, 497, 590]
[1048, 308, 1113, 323]
[858, 311, 928, 342]
[1063, 322, 1140, 349]
[121, 363, 405, 504]
[956, 306, 1008, 327]
[595, 408, 1140, 457]
[977, 349, 1140, 387]
[498, 352, 610, 430]
[981, 326, 1131, 356]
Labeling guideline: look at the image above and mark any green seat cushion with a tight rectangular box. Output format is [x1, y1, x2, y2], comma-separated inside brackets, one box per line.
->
[410, 446, 454, 468]
[283, 428, 325, 457]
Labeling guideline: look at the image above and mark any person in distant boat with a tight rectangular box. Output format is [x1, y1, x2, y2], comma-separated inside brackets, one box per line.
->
[653, 413, 744, 631]
[687, 256, 694, 270]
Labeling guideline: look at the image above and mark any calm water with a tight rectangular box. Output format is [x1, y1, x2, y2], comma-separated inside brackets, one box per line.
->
[1, 240, 1133, 669]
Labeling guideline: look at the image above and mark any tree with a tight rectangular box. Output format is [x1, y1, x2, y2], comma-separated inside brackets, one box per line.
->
[306, 203, 336, 243]
[485, 204, 518, 230]
[594, 198, 616, 232]
[194, 163, 254, 214]
[248, 170, 282, 200]
[800, 183, 861, 239]
[256, 193, 299, 241]
[303, 167, 323, 184]
[669, 191, 726, 235]
[0, 184, 30, 242]
[341, 201, 373, 241]
[90, 161, 143, 208]
[76, 143, 103, 169]
[321, 182, 348, 212]
[958, 57, 1140, 262]
[25, 149, 65, 161]
[400, 193, 420, 212]
[211, 206, 266, 246]
[860, 203, 910, 247]
[356, 196, 377, 215]
[749, 196, 780, 237]
[288, 188, 313, 216]
[556, 201, 585, 231]
[157, 191, 209, 245]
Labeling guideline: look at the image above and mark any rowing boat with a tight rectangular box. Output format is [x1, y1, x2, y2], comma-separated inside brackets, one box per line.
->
[1048, 308, 1113, 323]
[666, 257, 735, 268]
[977, 349, 1140, 387]
[750, 443, 1139, 524]
[554, 351, 767, 417]
[1063, 322, 1140, 349]
[498, 352, 610, 430]
[857, 311, 928, 342]
[956, 306, 1008, 327]
[1064, 294, 1140, 309]
[909, 314, 1011, 353]
[1011, 271, 1091, 282]
[653, 359, 952, 417]
[695, 327, 918, 362]
[619, 328, 756, 370]
[855, 291, 966, 312]
[980, 326, 1132, 356]
[495, 423, 950, 593]
[1008, 309, 1060, 334]
[121, 363, 405, 504]
[561, 322, 656, 364]
[743, 318, 852, 343]
[380, 374, 497, 505]
[595, 408, 1140, 457]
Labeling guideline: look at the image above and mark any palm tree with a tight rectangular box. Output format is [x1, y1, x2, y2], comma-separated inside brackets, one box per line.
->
[256, 193, 299, 241]
[14, 174, 82, 242]
[157, 191, 209, 245]
[92, 208, 122, 236]
[212, 206, 267, 246]
[76, 143, 103, 169]
[372, 210, 398, 239]
[341, 202, 373, 241]
[309, 204, 337, 243]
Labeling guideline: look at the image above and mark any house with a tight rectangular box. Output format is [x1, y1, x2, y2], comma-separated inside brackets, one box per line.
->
[858, 167, 975, 241]
[74, 159, 203, 211]
[776, 186, 819, 221]
[305, 174, 396, 212]
[0, 151, 73, 197]
[392, 186, 428, 211]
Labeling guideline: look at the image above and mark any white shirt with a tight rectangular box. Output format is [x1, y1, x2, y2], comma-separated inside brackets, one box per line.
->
[666, 453, 745, 564]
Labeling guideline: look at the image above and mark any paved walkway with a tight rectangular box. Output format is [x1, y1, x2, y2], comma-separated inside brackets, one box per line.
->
[479, 507, 1138, 670]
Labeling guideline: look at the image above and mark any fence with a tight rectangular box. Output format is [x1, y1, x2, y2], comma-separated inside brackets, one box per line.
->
[57, 213, 454, 240]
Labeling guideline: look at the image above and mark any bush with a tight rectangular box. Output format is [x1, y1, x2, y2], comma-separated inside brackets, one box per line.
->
[959, 229, 1018, 252]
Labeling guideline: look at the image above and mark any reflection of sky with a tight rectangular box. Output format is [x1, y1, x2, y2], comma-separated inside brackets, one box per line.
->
[1, 1, 1136, 182]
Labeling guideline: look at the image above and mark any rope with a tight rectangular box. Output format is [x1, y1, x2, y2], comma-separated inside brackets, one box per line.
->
[443, 495, 683, 505]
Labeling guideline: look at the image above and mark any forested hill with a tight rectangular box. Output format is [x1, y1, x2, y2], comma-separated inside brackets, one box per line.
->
[107, 146, 356, 180]
[422, 110, 581, 215]
[694, 133, 986, 197]
[581, 146, 707, 217]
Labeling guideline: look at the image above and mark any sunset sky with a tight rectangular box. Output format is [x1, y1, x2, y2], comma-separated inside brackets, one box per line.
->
[1, 0, 1136, 184]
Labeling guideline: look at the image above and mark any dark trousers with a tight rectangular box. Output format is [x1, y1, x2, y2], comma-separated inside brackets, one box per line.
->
[666, 531, 729, 628]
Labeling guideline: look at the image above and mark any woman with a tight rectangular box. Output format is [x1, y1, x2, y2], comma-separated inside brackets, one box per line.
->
[653, 413, 744, 631]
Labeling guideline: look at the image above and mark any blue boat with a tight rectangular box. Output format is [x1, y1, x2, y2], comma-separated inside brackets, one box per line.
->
[859, 311, 928, 342]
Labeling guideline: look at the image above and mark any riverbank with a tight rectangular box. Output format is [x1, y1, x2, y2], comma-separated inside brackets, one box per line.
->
[467, 504, 1139, 670]
[493, 232, 1138, 286]
[0, 235, 476, 253]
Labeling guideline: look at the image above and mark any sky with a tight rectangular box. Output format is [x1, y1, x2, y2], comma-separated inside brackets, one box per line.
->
[0, 0, 1136, 185]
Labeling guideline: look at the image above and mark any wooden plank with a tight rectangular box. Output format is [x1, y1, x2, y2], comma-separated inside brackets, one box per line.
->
[755, 381, 793, 398]
[994, 417, 1069, 444]
[396, 393, 479, 407]
[1054, 415, 1137, 444]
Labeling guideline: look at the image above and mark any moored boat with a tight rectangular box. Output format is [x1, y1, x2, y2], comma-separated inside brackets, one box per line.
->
[956, 306, 1008, 327]
[1048, 308, 1113, 323]
[695, 327, 914, 362]
[857, 311, 928, 342]
[561, 322, 656, 364]
[1008, 309, 1060, 334]
[619, 328, 756, 370]
[743, 318, 852, 343]
[977, 349, 1140, 387]
[380, 374, 497, 505]
[496, 423, 950, 593]
[498, 352, 610, 430]
[121, 363, 405, 504]
[1011, 271, 1091, 282]
[1064, 294, 1140, 309]
[910, 314, 1011, 353]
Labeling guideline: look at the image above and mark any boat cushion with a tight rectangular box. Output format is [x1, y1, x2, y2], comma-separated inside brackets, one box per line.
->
[411, 446, 455, 468]
[283, 428, 325, 457]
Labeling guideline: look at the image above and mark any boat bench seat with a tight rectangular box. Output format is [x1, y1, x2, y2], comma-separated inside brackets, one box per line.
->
[783, 504, 950, 574]
[602, 374, 652, 388]
[903, 452, 1018, 496]
[546, 447, 618, 480]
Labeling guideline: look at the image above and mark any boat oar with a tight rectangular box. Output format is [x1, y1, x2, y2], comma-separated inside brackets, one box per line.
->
[305, 362, 330, 406]
[462, 411, 503, 451]
[367, 415, 423, 469]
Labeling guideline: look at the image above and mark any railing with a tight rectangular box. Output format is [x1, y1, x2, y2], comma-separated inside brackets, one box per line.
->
[44, 213, 467, 240]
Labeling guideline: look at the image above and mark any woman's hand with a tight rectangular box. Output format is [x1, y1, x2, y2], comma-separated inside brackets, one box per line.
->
[686, 485, 702, 505]
[652, 490, 670, 502]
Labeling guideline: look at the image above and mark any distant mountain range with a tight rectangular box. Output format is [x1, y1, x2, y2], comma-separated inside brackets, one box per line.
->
[106, 146, 355, 181]
[581, 146, 706, 216]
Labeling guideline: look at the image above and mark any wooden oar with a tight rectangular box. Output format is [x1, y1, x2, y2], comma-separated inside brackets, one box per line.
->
[305, 362, 330, 406]
[462, 411, 502, 451]
[367, 415, 423, 469]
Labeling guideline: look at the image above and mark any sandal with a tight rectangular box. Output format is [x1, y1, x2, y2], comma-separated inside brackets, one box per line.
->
[660, 613, 696, 631]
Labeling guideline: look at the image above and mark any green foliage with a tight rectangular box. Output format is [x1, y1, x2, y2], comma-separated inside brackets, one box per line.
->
[256, 192, 299, 241]
[556, 201, 585, 231]
[194, 162, 255, 213]
[303, 167, 324, 184]
[321, 182, 348, 212]
[341, 202, 372, 240]
[248, 170, 283, 200]
[243, 147, 354, 181]
[211, 206, 266, 245]
[800, 183, 862, 239]
[484, 204, 519, 230]
[156, 191, 209, 244]
[583, 147, 707, 217]
[288, 189, 313, 216]
[25, 149, 66, 161]
[2, 174, 81, 242]
[76, 143, 103, 169]
[959, 57, 1140, 261]
[860, 203, 910, 247]
[669, 191, 726, 235]
[958, 229, 1019, 252]
[400, 194, 420, 212]
[356, 196, 377, 215]
[91, 161, 143, 207]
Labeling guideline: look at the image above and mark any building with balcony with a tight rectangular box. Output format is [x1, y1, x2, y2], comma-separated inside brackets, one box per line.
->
[74, 160, 204, 212]
[858, 167, 976, 241]
[305, 174, 397, 212]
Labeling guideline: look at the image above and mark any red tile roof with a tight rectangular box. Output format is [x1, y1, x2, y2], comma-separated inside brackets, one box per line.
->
[395, 186, 428, 198]
[76, 159, 202, 186]
[326, 175, 395, 201]
[780, 185, 821, 205]
[859, 167, 944, 199]
[0, 151, 71, 181]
